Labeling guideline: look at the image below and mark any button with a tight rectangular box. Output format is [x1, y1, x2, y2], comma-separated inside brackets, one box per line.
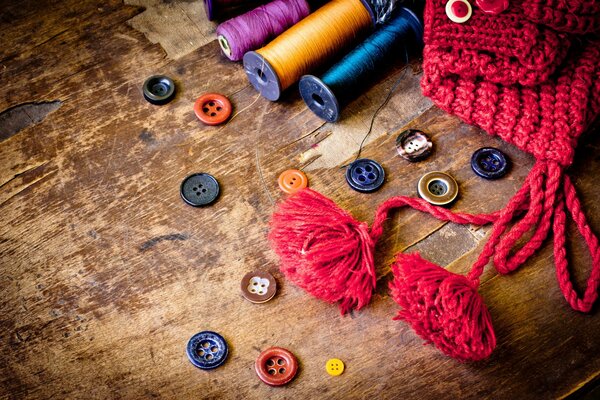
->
[345, 159, 385, 193]
[475, 0, 509, 14]
[186, 331, 228, 370]
[396, 129, 433, 162]
[417, 171, 459, 206]
[143, 75, 176, 105]
[194, 93, 232, 126]
[326, 358, 345, 376]
[278, 169, 308, 194]
[255, 347, 298, 386]
[180, 173, 220, 207]
[471, 147, 509, 179]
[240, 271, 277, 303]
[446, 0, 472, 23]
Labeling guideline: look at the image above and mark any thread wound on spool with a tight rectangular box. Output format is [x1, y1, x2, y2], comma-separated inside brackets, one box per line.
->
[299, 7, 423, 122]
[244, 0, 374, 101]
[204, 0, 271, 21]
[216, 0, 311, 61]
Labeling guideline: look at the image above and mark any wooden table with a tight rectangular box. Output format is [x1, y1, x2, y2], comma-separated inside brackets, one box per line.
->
[1, 1, 599, 399]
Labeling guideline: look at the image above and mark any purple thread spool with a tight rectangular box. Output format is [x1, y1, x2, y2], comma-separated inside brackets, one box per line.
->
[216, 0, 311, 61]
[204, 0, 271, 21]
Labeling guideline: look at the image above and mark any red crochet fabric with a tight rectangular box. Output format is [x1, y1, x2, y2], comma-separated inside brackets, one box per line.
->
[424, 0, 572, 86]
[514, 0, 600, 34]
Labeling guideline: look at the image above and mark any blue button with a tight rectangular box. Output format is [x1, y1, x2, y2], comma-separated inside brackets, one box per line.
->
[471, 148, 509, 179]
[345, 159, 385, 193]
[186, 331, 228, 370]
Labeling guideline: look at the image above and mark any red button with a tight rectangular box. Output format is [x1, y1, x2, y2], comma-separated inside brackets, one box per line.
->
[194, 93, 232, 125]
[255, 347, 298, 386]
[446, 0, 472, 23]
[476, 0, 509, 14]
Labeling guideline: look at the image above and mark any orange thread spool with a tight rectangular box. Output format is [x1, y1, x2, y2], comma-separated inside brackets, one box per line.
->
[243, 0, 374, 101]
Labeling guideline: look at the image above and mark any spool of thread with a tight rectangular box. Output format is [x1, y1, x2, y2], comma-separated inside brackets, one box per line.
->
[204, 0, 270, 21]
[243, 0, 376, 101]
[298, 7, 423, 122]
[216, 0, 311, 61]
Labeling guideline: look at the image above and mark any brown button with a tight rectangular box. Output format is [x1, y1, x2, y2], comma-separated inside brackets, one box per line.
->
[417, 171, 459, 206]
[255, 347, 298, 386]
[396, 129, 433, 162]
[240, 271, 277, 303]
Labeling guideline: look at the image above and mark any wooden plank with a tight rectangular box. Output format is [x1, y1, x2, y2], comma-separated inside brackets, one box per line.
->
[0, 1, 599, 399]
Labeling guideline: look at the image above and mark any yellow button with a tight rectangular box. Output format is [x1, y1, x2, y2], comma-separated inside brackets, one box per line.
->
[326, 358, 344, 376]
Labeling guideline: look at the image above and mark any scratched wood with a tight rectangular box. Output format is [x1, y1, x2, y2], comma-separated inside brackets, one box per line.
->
[1, 1, 599, 399]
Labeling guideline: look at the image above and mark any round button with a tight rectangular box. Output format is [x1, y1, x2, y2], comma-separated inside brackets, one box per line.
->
[471, 147, 509, 179]
[417, 171, 459, 206]
[475, 0, 509, 14]
[240, 271, 277, 304]
[446, 0, 472, 23]
[143, 75, 176, 105]
[278, 169, 308, 194]
[345, 159, 385, 193]
[255, 347, 298, 386]
[180, 173, 220, 207]
[396, 129, 433, 162]
[326, 358, 345, 376]
[186, 331, 228, 370]
[194, 93, 232, 126]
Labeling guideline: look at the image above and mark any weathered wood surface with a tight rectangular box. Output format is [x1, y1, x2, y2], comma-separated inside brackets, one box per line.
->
[1, 1, 599, 399]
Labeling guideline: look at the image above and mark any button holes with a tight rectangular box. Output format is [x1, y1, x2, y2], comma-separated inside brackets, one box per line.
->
[267, 359, 275, 367]
[358, 175, 366, 182]
[428, 179, 448, 196]
[202, 189, 206, 193]
[367, 173, 376, 180]
[216, 106, 222, 111]
[211, 346, 218, 353]
[364, 165, 373, 172]
[209, 101, 215, 107]
[210, 112, 216, 117]
[203, 107, 209, 113]
[202, 341, 210, 348]
[250, 289, 256, 293]
[206, 354, 214, 360]
[356, 168, 364, 174]
[260, 284, 265, 287]
[279, 368, 286, 374]
[253, 282, 258, 286]
[268, 369, 276, 375]
[277, 359, 284, 366]
[198, 350, 205, 356]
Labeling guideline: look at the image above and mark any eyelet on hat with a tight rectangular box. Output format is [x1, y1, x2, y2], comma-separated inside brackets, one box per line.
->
[186, 331, 229, 370]
[417, 171, 459, 206]
[475, 0, 509, 14]
[255, 347, 298, 386]
[446, 0, 472, 23]
[345, 159, 385, 193]
[143, 75, 176, 105]
[471, 147, 510, 179]
[194, 93, 233, 126]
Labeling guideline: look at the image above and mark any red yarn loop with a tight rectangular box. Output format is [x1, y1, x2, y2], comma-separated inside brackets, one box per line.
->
[389, 253, 496, 362]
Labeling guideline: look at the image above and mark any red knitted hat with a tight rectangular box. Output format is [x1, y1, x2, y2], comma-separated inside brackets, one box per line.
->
[269, 1, 600, 362]
[513, 0, 600, 33]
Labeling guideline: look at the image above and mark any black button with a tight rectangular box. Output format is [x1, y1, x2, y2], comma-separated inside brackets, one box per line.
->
[181, 173, 220, 207]
[396, 129, 433, 162]
[471, 147, 509, 179]
[345, 159, 385, 193]
[143, 75, 176, 105]
[186, 331, 228, 370]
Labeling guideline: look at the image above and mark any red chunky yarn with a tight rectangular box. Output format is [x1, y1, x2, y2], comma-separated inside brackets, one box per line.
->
[515, 0, 600, 34]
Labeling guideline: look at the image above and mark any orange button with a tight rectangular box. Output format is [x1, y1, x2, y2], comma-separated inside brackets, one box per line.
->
[194, 93, 232, 126]
[278, 169, 308, 194]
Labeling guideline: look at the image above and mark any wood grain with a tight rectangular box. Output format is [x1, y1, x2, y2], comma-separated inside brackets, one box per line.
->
[1, 1, 598, 399]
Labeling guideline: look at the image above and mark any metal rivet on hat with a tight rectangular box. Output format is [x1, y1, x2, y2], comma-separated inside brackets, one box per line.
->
[417, 171, 459, 206]
[471, 147, 510, 180]
[186, 331, 229, 370]
[180, 173, 220, 207]
[143, 75, 176, 105]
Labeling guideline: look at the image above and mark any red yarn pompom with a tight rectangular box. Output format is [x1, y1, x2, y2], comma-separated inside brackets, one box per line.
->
[269, 189, 376, 314]
[389, 253, 496, 362]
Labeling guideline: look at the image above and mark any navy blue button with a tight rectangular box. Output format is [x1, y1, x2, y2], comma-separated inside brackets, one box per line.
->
[187, 331, 228, 370]
[143, 75, 176, 105]
[345, 159, 385, 193]
[471, 147, 509, 179]
[181, 173, 220, 207]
